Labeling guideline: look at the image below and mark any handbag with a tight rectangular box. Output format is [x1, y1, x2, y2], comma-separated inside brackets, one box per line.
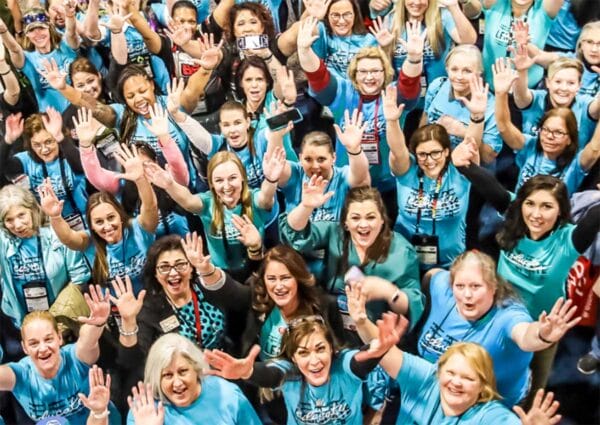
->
[49, 283, 90, 342]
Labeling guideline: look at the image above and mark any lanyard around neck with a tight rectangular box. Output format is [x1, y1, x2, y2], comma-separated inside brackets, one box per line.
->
[414, 172, 443, 235]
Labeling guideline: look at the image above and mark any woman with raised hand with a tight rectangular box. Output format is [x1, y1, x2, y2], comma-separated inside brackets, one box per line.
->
[144, 149, 284, 281]
[126, 333, 261, 424]
[493, 57, 600, 195]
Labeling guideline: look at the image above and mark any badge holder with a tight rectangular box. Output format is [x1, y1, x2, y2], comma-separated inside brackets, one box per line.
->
[411, 233, 440, 266]
[337, 295, 357, 332]
[23, 281, 50, 312]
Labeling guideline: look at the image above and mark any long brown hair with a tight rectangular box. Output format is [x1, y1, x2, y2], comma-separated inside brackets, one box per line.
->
[536, 108, 578, 173]
[116, 65, 155, 145]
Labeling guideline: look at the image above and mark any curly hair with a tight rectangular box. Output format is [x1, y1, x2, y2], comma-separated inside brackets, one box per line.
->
[226, 2, 276, 44]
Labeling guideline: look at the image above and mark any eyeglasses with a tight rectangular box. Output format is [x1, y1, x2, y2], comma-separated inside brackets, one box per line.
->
[581, 39, 600, 49]
[416, 149, 444, 161]
[156, 261, 190, 275]
[329, 12, 353, 22]
[31, 140, 56, 150]
[540, 126, 568, 139]
[288, 315, 325, 330]
[356, 69, 384, 77]
[22, 13, 49, 26]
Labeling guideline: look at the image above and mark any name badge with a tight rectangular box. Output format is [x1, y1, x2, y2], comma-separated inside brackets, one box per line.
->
[361, 133, 380, 165]
[411, 234, 440, 265]
[160, 315, 181, 333]
[23, 281, 49, 312]
[420, 75, 428, 98]
[12, 174, 31, 190]
[479, 18, 485, 35]
[337, 295, 357, 332]
[64, 213, 85, 232]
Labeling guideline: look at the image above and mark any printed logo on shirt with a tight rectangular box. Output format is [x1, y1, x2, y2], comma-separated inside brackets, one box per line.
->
[494, 21, 511, 46]
[26, 391, 84, 421]
[312, 207, 336, 223]
[394, 38, 435, 61]
[10, 254, 45, 281]
[504, 251, 549, 276]
[108, 252, 147, 282]
[419, 321, 459, 356]
[294, 398, 352, 424]
[326, 50, 356, 75]
[404, 187, 461, 219]
[213, 222, 242, 242]
[37, 60, 72, 90]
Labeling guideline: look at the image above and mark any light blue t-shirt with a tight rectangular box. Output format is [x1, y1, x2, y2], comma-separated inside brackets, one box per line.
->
[126, 375, 261, 424]
[394, 161, 470, 269]
[580, 65, 600, 98]
[418, 270, 533, 406]
[22, 40, 78, 112]
[313, 22, 377, 79]
[482, 0, 554, 90]
[515, 134, 587, 195]
[272, 349, 364, 425]
[520, 90, 597, 148]
[395, 352, 521, 424]
[545, 0, 580, 51]
[156, 209, 189, 238]
[8, 237, 52, 310]
[281, 162, 350, 222]
[424, 77, 502, 153]
[498, 224, 580, 318]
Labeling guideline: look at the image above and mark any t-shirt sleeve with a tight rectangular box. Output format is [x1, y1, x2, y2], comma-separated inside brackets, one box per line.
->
[396, 352, 437, 391]
[501, 302, 533, 339]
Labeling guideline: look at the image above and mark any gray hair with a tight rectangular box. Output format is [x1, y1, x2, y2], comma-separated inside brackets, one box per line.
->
[0, 185, 45, 236]
[576, 21, 600, 63]
[144, 334, 208, 403]
[444, 44, 483, 73]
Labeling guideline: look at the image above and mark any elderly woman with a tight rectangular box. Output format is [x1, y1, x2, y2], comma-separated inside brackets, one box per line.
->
[126, 333, 261, 424]
[0, 185, 90, 329]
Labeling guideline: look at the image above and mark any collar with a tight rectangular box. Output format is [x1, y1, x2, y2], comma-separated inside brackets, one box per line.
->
[359, 93, 379, 103]
[448, 89, 471, 103]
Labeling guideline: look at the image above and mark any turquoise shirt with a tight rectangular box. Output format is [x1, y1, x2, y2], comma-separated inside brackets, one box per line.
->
[259, 307, 287, 360]
[497, 224, 579, 318]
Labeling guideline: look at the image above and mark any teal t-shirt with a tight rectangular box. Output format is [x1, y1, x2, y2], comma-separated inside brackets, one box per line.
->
[259, 307, 287, 360]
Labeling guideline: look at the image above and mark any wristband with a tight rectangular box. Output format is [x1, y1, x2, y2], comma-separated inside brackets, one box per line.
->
[248, 245, 262, 254]
[347, 147, 363, 156]
[390, 289, 401, 304]
[264, 53, 273, 62]
[199, 265, 217, 277]
[0, 69, 11, 76]
[91, 409, 110, 420]
[282, 99, 295, 107]
[111, 30, 122, 35]
[407, 57, 422, 64]
[119, 324, 139, 336]
[537, 328, 554, 345]
[470, 115, 485, 124]
[264, 176, 278, 184]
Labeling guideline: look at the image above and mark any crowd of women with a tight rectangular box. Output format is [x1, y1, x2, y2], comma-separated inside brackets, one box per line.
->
[0, 0, 598, 423]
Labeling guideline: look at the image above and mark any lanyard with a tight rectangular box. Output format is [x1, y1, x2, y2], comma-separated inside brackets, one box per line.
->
[357, 96, 380, 142]
[191, 288, 203, 346]
[532, 151, 566, 178]
[414, 172, 443, 235]
[41, 156, 84, 220]
[35, 236, 49, 282]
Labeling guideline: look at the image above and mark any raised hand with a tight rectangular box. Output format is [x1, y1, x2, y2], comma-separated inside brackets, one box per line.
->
[334, 108, 367, 155]
[354, 312, 409, 362]
[301, 174, 335, 209]
[38, 178, 64, 218]
[181, 232, 212, 273]
[165, 20, 193, 48]
[537, 298, 581, 344]
[262, 146, 287, 183]
[99, 2, 132, 33]
[492, 57, 518, 95]
[369, 15, 394, 48]
[451, 136, 480, 167]
[513, 389, 561, 425]
[143, 103, 170, 138]
[345, 280, 368, 326]
[110, 275, 146, 323]
[304, 0, 331, 20]
[512, 19, 530, 47]
[73, 107, 102, 147]
[4, 112, 24, 145]
[143, 161, 174, 189]
[398, 20, 426, 60]
[437, 115, 466, 137]
[509, 43, 535, 72]
[298, 16, 320, 49]
[42, 107, 64, 141]
[370, 0, 392, 12]
[232, 214, 262, 248]
[79, 285, 111, 327]
[38, 58, 67, 90]
[128, 382, 165, 425]
[78, 365, 111, 416]
[166, 78, 184, 117]
[382, 84, 405, 122]
[456, 75, 489, 117]
[277, 67, 297, 106]
[204, 344, 261, 380]
[115, 144, 145, 181]
[197, 32, 224, 71]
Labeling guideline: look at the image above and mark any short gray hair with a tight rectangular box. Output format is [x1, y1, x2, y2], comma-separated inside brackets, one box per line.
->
[144, 334, 208, 403]
[0, 185, 45, 235]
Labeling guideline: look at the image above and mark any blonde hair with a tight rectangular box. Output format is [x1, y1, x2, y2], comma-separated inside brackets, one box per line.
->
[144, 334, 208, 403]
[347, 46, 394, 90]
[547, 57, 583, 81]
[391, 0, 444, 58]
[438, 342, 501, 403]
[206, 152, 253, 234]
[21, 311, 59, 340]
[576, 21, 600, 63]
[444, 44, 483, 73]
[0, 185, 45, 236]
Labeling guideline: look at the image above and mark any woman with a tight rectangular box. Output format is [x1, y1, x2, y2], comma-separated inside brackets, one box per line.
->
[280, 184, 424, 333]
[423, 45, 501, 163]
[493, 58, 600, 194]
[455, 151, 600, 400]
[298, 16, 423, 202]
[418, 251, 579, 406]
[0, 6, 80, 112]
[39, 143, 158, 294]
[126, 333, 261, 424]
[203, 314, 398, 425]
[0, 110, 89, 229]
[375, 0, 477, 84]
[0, 292, 120, 424]
[144, 149, 284, 281]
[576, 21, 600, 97]
[0, 185, 90, 328]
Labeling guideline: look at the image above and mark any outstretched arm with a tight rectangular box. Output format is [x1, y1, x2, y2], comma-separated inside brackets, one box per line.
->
[144, 162, 204, 213]
[0, 17, 24, 68]
[493, 58, 525, 150]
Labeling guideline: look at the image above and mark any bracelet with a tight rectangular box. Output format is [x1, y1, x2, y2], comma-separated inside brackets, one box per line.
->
[111, 30, 122, 35]
[282, 99, 295, 107]
[248, 245, 262, 254]
[0, 30, 6, 35]
[264, 176, 278, 184]
[390, 289, 401, 304]
[0, 69, 11, 76]
[119, 324, 139, 336]
[407, 57, 422, 64]
[199, 265, 217, 277]
[91, 409, 110, 420]
[537, 328, 554, 345]
[470, 115, 485, 124]
[347, 147, 363, 156]
[264, 53, 273, 62]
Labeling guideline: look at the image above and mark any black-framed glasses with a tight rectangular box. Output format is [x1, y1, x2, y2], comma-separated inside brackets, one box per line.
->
[540, 126, 568, 139]
[23, 13, 49, 26]
[416, 149, 444, 161]
[288, 315, 325, 330]
[156, 261, 190, 275]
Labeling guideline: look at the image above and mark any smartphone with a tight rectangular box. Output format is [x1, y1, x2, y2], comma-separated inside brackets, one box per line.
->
[237, 34, 269, 50]
[344, 266, 365, 285]
[266, 108, 303, 131]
